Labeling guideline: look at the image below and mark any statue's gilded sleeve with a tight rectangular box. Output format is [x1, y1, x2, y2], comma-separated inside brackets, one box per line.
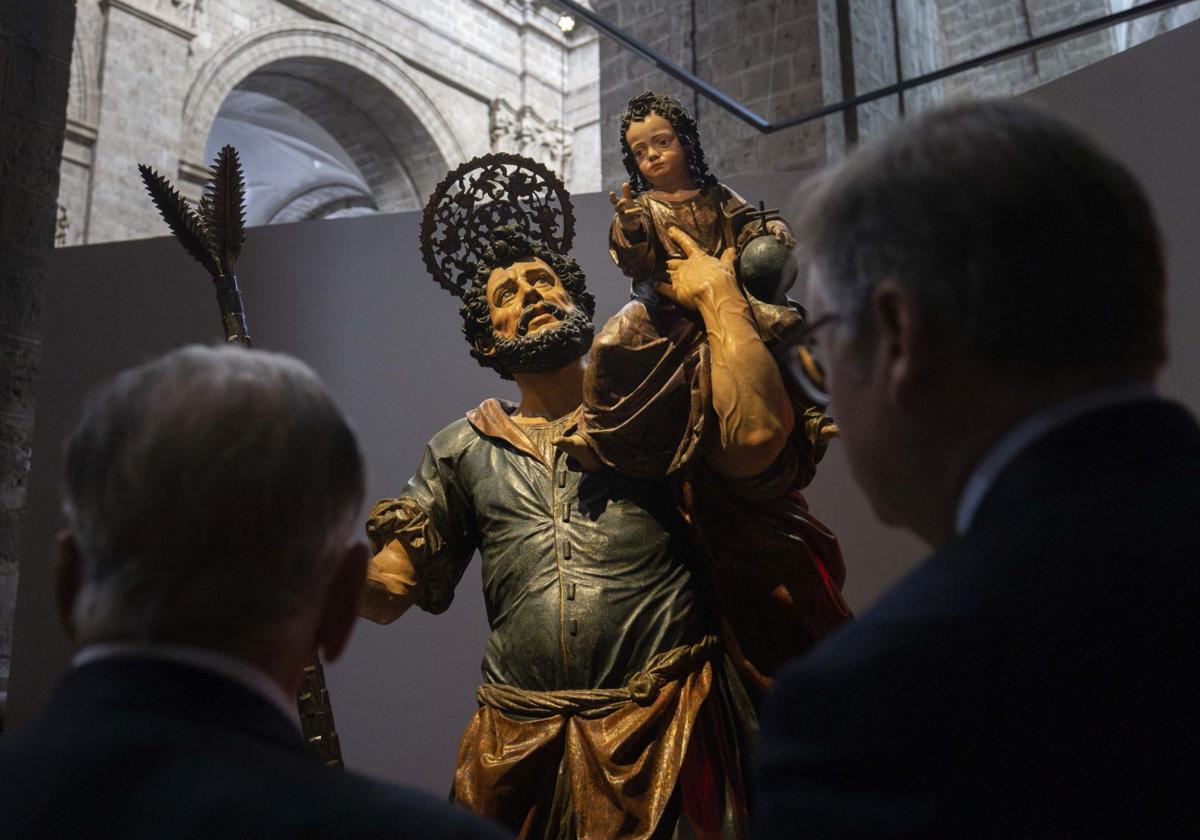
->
[608, 200, 656, 280]
[366, 441, 477, 615]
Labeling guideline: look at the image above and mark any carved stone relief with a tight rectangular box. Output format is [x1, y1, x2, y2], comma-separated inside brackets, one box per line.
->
[489, 99, 573, 179]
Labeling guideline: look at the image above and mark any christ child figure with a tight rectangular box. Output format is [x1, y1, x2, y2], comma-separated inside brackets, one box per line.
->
[609, 91, 794, 294]
[555, 92, 849, 693]
[562, 91, 818, 480]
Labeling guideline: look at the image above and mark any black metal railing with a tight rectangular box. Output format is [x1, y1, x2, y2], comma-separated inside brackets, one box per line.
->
[548, 0, 1193, 133]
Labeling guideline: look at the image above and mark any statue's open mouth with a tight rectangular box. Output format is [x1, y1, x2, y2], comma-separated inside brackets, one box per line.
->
[518, 303, 564, 336]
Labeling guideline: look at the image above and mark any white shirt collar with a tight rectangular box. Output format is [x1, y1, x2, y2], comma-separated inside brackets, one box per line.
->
[954, 381, 1157, 536]
[72, 641, 301, 732]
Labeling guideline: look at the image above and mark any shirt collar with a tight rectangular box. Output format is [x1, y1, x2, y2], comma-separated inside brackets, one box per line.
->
[954, 381, 1157, 536]
[73, 641, 300, 731]
[466, 398, 580, 468]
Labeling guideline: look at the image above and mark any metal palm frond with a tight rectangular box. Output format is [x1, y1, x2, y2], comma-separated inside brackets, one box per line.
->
[138, 163, 221, 278]
[135, 146, 341, 766]
[201, 145, 247, 277]
[138, 147, 251, 347]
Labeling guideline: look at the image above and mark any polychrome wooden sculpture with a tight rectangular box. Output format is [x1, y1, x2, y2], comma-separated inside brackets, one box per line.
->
[362, 144, 850, 837]
[560, 91, 835, 481]
[557, 93, 852, 696]
[365, 153, 760, 838]
[611, 90, 795, 302]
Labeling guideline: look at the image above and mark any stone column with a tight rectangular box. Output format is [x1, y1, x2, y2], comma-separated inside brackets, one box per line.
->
[86, 0, 195, 243]
[562, 13, 601, 194]
[0, 0, 76, 732]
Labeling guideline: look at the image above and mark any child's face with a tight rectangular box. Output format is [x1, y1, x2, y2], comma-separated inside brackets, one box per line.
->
[626, 113, 689, 190]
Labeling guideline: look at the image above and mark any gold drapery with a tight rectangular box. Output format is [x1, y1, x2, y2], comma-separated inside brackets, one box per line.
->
[453, 637, 739, 839]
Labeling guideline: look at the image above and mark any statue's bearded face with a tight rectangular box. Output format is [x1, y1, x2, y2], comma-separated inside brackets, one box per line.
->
[483, 258, 594, 375]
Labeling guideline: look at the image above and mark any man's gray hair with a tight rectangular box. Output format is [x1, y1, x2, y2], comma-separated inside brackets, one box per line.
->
[62, 345, 365, 651]
[798, 99, 1166, 376]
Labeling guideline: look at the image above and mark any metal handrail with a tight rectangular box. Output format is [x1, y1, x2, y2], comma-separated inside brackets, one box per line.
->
[548, 0, 1192, 133]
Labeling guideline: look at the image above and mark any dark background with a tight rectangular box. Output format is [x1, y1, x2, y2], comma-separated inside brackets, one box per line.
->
[8, 20, 1200, 794]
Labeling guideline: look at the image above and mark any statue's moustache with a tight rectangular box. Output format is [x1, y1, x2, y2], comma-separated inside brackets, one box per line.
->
[517, 302, 565, 337]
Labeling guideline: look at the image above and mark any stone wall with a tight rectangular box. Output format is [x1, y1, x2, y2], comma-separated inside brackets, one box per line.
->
[58, 0, 1200, 244]
[595, 0, 830, 194]
[595, 0, 1199, 182]
[58, 0, 602, 245]
[935, 0, 1114, 99]
[0, 0, 76, 731]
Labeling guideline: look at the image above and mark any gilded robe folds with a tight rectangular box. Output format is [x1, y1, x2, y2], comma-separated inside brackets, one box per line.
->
[577, 184, 852, 687]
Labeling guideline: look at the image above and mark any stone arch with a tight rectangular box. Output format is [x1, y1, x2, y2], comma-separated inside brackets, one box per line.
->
[180, 22, 465, 213]
[267, 182, 376, 225]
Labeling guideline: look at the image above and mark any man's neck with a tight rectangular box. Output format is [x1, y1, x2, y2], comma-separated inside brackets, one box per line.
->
[952, 379, 1157, 537]
[906, 370, 1157, 548]
[512, 358, 585, 422]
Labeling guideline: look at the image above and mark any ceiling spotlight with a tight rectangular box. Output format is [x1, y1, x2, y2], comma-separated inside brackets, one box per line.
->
[557, 14, 576, 33]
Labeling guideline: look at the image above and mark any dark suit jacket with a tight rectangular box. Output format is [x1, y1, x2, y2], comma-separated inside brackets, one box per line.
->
[0, 657, 511, 839]
[754, 399, 1200, 838]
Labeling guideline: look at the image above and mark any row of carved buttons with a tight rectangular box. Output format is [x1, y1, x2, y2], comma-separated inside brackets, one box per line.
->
[564, 578, 577, 637]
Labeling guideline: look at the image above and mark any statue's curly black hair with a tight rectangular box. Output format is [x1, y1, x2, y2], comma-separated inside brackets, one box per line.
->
[619, 91, 718, 194]
[459, 225, 596, 380]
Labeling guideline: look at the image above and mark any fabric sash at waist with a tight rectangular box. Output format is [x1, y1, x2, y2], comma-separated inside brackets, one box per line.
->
[475, 635, 719, 720]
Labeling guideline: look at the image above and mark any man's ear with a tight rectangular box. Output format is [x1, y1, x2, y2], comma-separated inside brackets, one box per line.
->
[54, 530, 83, 645]
[871, 279, 932, 408]
[315, 541, 369, 664]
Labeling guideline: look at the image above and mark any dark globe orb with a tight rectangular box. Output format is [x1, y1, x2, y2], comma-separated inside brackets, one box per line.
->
[738, 234, 792, 301]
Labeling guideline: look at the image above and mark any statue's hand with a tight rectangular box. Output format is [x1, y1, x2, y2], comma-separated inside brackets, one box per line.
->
[767, 219, 795, 248]
[659, 227, 738, 312]
[553, 433, 605, 472]
[803, 410, 839, 450]
[609, 181, 644, 233]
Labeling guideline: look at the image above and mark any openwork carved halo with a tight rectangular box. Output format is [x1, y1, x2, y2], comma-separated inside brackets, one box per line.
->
[419, 152, 576, 299]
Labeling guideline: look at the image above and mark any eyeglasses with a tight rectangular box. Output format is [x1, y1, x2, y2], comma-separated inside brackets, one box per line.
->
[776, 312, 841, 409]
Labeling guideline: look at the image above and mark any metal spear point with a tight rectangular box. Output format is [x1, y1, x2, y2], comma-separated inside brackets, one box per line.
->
[139, 146, 344, 767]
